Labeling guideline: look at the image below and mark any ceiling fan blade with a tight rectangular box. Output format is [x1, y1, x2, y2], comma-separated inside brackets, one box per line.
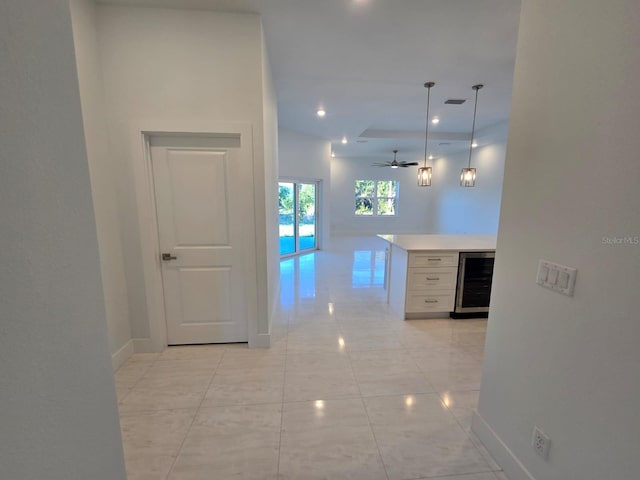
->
[399, 162, 419, 167]
[371, 163, 391, 166]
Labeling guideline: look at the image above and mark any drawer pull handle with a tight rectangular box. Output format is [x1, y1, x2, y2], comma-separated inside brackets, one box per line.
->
[427, 258, 442, 261]
[424, 299, 438, 303]
[426, 277, 440, 281]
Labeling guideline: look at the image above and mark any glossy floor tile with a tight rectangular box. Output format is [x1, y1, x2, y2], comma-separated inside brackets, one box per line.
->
[168, 404, 281, 480]
[279, 398, 387, 480]
[115, 236, 505, 479]
[364, 394, 491, 479]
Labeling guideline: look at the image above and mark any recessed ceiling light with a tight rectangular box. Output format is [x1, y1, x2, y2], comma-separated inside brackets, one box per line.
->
[331, 152, 336, 158]
[432, 117, 440, 125]
[341, 136, 348, 144]
[429, 155, 434, 160]
[316, 108, 326, 117]
[352, 0, 371, 7]
[472, 141, 478, 148]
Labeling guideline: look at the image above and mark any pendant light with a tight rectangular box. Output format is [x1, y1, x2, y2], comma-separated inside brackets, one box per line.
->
[461, 84, 483, 187]
[418, 81, 435, 186]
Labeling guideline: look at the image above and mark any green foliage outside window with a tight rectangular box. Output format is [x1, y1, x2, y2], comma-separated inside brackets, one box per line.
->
[297, 184, 316, 224]
[279, 182, 316, 225]
[355, 180, 398, 216]
[279, 184, 294, 213]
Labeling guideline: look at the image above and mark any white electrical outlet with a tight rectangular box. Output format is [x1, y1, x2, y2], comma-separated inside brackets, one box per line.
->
[532, 426, 551, 460]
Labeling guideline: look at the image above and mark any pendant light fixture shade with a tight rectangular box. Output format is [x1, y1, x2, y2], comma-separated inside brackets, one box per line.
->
[461, 84, 483, 187]
[418, 81, 435, 187]
[418, 167, 432, 186]
[460, 168, 476, 186]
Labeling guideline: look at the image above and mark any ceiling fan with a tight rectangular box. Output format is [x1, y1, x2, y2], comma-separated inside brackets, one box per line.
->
[372, 150, 418, 169]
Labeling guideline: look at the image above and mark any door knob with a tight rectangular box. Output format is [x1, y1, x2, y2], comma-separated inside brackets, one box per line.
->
[161, 253, 177, 261]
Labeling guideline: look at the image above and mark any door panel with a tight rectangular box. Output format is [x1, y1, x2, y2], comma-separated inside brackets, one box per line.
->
[151, 140, 249, 345]
[167, 151, 229, 246]
[173, 267, 231, 324]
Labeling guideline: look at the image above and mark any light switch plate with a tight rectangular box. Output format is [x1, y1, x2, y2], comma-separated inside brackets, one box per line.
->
[536, 260, 577, 296]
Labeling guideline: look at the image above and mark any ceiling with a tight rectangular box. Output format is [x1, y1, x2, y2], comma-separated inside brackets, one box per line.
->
[99, 0, 522, 161]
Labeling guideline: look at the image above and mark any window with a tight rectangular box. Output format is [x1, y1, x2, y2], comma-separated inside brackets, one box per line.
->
[355, 180, 398, 216]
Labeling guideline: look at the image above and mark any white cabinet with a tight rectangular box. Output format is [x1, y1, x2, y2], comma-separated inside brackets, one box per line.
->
[405, 291, 455, 313]
[404, 251, 458, 316]
[406, 266, 457, 290]
[408, 252, 458, 268]
[382, 235, 497, 320]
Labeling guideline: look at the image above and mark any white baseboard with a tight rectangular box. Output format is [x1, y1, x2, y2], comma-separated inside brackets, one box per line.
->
[471, 411, 536, 480]
[132, 337, 160, 353]
[111, 339, 134, 371]
[250, 333, 271, 348]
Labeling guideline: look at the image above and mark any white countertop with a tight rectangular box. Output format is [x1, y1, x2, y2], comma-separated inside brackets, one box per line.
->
[378, 234, 497, 252]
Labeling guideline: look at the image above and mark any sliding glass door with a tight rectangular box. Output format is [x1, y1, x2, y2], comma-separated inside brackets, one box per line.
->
[279, 182, 296, 255]
[279, 181, 318, 256]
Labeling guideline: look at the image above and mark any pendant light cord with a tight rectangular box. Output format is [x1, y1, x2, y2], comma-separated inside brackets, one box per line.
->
[423, 82, 434, 168]
[467, 84, 483, 169]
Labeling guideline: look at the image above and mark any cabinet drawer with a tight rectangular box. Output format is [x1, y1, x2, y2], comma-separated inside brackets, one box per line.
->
[409, 251, 458, 268]
[405, 292, 455, 313]
[407, 267, 458, 291]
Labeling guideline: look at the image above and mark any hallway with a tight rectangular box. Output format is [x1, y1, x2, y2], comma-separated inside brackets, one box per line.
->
[115, 237, 506, 480]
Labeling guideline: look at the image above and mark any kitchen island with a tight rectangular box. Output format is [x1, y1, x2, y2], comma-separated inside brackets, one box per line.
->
[378, 234, 497, 319]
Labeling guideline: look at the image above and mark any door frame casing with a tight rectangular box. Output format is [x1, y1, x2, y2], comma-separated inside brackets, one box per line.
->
[129, 120, 262, 352]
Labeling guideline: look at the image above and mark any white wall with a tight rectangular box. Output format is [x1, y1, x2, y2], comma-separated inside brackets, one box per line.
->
[474, 1, 640, 480]
[430, 122, 508, 234]
[330, 126, 506, 236]
[96, 5, 274, 348]
[278, 128, 332, 247]
[0, 0, 126, 477]
[331, 154, 436, 236]
[70, 0, 132, 367]
[261, 23, 280, 341]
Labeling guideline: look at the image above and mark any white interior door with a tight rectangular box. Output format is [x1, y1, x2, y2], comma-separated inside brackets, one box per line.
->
[150, 135, 251, 345]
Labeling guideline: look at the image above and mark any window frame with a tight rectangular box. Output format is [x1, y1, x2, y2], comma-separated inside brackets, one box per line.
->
[354, 179, 399, 217]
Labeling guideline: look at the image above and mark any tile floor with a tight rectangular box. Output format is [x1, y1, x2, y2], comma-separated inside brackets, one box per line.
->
[115, 237, 506, 480]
